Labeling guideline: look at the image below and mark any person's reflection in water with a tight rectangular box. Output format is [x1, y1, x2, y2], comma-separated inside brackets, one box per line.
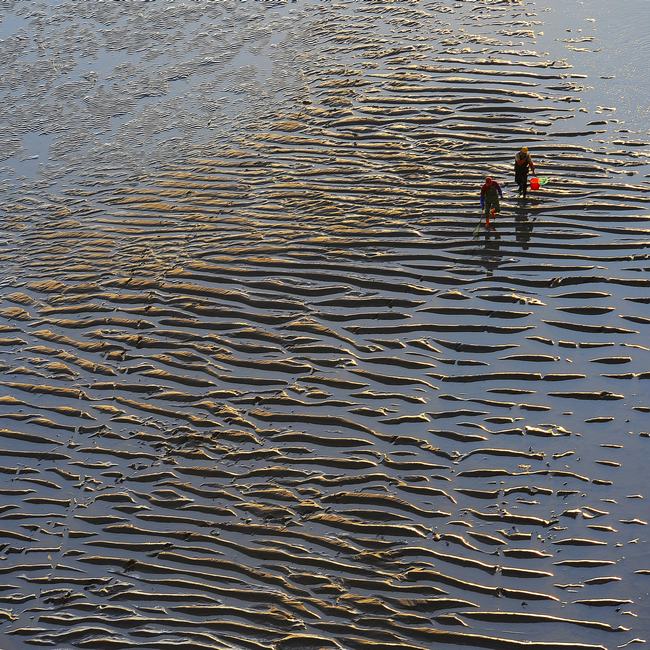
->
[481, 223, 502, 276]
[515, 204, 534, 250]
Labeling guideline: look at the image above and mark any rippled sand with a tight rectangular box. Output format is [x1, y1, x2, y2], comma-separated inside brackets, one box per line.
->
[1, 1, 650, 649]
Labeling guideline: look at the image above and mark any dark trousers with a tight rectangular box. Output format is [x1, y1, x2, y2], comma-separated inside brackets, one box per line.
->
[515, 166, 528, 197]
[484, 196, 500, 220]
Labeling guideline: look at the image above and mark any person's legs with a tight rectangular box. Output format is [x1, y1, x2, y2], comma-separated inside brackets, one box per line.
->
[516, 174, 527, 198]
[515, 166, 527, 198]
[485, 198, 496, 228]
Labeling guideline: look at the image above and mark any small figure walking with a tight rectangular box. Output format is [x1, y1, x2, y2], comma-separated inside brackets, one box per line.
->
[514, 146, 535, 198]
[480, 176, 503, 229]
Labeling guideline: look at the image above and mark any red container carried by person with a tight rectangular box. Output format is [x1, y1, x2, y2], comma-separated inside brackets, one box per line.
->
[530, 177, 540, 191]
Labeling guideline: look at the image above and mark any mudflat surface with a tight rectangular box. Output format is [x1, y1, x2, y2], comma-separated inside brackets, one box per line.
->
[1, 1, 649, 649]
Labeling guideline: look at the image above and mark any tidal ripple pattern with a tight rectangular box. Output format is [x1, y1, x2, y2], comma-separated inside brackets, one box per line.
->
[1, 1, 650, 649]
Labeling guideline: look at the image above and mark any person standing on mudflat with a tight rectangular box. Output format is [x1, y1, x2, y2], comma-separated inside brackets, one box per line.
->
[514, 146, 535, 198]
[480, 176, 502, 229]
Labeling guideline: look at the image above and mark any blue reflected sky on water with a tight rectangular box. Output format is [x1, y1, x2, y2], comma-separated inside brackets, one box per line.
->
[1, 0, 647, 189]
[538, 0, 649, 130]
[1, 0, 304, 190]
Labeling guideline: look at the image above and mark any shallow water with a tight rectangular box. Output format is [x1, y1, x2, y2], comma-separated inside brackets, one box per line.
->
[1, 1, 650, 649]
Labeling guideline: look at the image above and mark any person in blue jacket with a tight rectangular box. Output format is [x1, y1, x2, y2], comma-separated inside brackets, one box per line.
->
[480, 176, 503, 228]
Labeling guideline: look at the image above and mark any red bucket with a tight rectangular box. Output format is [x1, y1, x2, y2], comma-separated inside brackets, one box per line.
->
[530, 177, 540, 191]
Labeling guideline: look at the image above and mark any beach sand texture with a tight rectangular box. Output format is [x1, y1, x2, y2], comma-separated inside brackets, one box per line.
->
[1, 1, 649, 648]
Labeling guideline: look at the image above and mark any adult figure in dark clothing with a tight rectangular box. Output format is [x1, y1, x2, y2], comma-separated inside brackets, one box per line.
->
[480, 176, 503, 229]
[514, 146, 535, 198]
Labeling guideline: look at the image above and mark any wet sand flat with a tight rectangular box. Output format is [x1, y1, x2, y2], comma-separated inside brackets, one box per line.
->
[1, 1, 650, 649]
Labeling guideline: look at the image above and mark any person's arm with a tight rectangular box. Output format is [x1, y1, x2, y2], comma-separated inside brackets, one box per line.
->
[497, 183, 503, 199]
[529, 156, 536, 174]
[480, 189, 485, 208]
